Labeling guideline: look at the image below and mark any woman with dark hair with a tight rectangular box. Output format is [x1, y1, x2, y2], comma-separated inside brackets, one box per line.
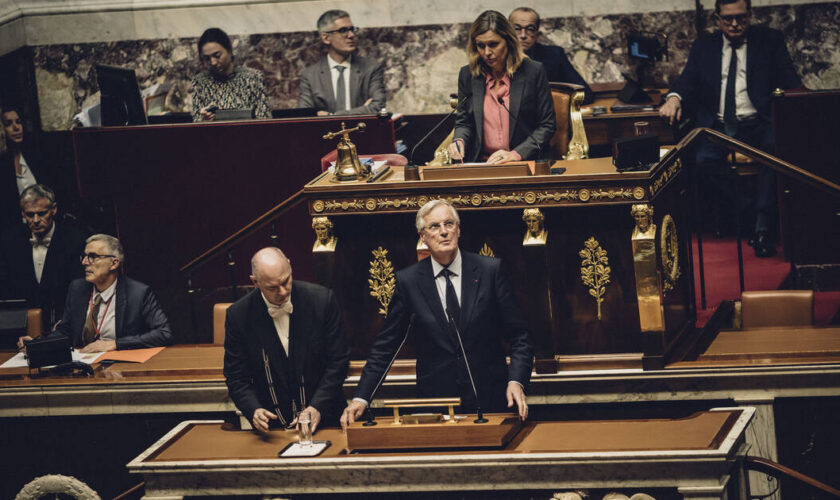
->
[190, 27, 270, 121]
[1, 105, 51, 233]
[449, 10, 556, 164]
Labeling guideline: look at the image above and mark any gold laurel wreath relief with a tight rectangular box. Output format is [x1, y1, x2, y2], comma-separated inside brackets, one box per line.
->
[368, 247, 396, 317]
[579, 237, 611, 320]
[660, 215, 681, 293]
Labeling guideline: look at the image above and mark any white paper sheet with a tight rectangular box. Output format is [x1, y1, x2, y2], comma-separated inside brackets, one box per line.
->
[0, 351, 102, 369]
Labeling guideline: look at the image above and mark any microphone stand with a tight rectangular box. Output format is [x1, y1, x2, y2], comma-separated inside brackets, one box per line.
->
[496, 96, 545, 163]
[362, 314, 415, 426]
[408, 94, 469, 165]
[447, 312, 488, 424]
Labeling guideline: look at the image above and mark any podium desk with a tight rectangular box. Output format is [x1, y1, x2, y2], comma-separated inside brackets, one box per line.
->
[582, 88, 675, 147]
[129, 407, 753, 499]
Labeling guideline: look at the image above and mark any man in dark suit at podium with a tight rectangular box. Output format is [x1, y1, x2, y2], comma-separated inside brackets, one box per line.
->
[509, 7, 593, 104]
[0, 184, 86, 324]
[224, 247, 350, 433]
[659, 0, 801, 257]
[342, 200, 533, 428]
[297, 9, 386, 116]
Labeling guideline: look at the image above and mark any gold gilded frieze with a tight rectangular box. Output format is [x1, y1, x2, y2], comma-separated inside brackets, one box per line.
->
[368, 247, 395, 317]
[649, 159, 682, 197]
[311, 185, 649, 214]
[579, 237, 611, 321]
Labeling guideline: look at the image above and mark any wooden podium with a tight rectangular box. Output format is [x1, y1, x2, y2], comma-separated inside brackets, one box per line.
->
[302, 155, 696, 371]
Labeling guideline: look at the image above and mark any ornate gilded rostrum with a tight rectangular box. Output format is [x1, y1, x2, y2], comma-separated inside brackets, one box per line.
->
[630, 204, 665, 332]
[631, 204, 655, 239]
[579, 237, 611, 321]
[660, 214, 681, 294]
[522, 208, 547, 246]
[311, 216, 337, 253]
[311, 186, 647, 215]
[324, 121, 369, 183]
[368, 247, 396, 317]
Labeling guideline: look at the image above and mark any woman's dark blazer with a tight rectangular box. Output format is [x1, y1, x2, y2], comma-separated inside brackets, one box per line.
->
[453, 58, 556, 162]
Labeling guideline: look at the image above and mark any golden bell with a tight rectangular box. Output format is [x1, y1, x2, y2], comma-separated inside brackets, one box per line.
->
[324, 122, 369, 182]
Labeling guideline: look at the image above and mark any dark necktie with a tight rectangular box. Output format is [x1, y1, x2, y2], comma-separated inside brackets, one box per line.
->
[723, 44, 739, 136]
[82, 293, 103, 345]
[439, 268, 460, 324]
[335, 66, 346, 112]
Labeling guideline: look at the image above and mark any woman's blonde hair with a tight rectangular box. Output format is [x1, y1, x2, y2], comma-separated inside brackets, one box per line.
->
[467, 10, 525, 78]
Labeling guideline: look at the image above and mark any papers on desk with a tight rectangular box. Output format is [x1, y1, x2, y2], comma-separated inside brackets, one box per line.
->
[0, 350, 101, 369]
[279, 440, 330, 457]
[328, 159, 387, 175]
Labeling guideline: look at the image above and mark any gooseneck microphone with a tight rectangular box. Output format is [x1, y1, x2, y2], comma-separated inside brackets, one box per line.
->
[446, 311, 488, 424]
[362, 313, 416, 426]
[409, 94, 470, 165]
[496, 96, 544, 162]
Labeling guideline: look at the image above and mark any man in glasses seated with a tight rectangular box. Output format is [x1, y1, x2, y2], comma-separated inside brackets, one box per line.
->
[341, 200, 534, 429]
[0, 184, 86, 325]
[508, 7, 592, 104]
[297, 9, 386, 116]
[223, 247, 349, 434]
[17, 234, 172, 352]
[659, 0, 801, 257]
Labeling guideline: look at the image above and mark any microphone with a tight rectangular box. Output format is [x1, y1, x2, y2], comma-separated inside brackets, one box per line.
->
[446, 310, 488, 424]
[362, 313, 415, 426]
[496, 96, 545, 163]
[409, 94, 469, 165]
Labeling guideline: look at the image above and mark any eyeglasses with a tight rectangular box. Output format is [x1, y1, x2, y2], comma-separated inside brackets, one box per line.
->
[324, 26, 359, 37]
[513, 24, 538, 35]
[424, 220, 457, 233]
[716, 13, 749, 25]
[23, 209, 53, 219]
[80, 253, 116, 263]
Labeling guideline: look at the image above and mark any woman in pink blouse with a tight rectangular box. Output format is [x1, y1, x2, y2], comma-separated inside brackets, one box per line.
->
[449, 10, 556, 164]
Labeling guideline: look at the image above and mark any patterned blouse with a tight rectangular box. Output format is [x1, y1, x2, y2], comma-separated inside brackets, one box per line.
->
[190, 66, 271, 121]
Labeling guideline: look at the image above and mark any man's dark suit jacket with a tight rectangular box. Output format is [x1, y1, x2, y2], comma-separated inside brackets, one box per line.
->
[668, 25, 801, 128]
[0, 146, 51, 234]
[223, 281, 350, 426]
[454, 58, 557, 162]
[355, 251, 534, 413]
[526, 43, 593, 104]
[0, 222, 86, 323]
[297, 54, 386, 115]
[52, 276, 172, 349]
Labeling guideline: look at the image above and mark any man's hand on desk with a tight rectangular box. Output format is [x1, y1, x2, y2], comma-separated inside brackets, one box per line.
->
[506, 381, 529, 420]
[80, 339, 116, 353]
[17, 335, 33, 350]
[659, 96, 682, 126]
[291, 405, 322, 434]
[252, 408, 277, 433]
[340, 399, 367, 431]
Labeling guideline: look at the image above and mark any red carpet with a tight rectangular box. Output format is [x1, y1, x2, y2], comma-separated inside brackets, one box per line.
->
[692, 236, 839, 326]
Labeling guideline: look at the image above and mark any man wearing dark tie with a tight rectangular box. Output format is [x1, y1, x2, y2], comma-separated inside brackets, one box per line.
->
[0, 184, 86, 324]
[342, 200, 533, 428]
[223, 247, 350, 433]
[659, 0, 801, 257]
[18, 234, 172, 352]
[297, 9, 386, 116]
[508, 7, 593, 103]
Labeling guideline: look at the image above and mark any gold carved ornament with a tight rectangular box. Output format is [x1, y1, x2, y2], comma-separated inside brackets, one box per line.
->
[368, 247, 396, 317]
[479, 243, 495, 257]
[660, 215, 681, 293]
[579, 237, 611, 321]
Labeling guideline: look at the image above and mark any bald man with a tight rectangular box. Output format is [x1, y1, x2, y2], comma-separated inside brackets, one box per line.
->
[223, 247, 350, 433]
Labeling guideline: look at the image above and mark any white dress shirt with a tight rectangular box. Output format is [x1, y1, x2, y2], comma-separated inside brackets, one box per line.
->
[718, 37, 758, 122]
[429, 250, 462, 310]
[261, 292, 293, 355]
[30, 223, 55, 284]
[327, 54, 352, 112]
[15, 154, 37, 194]
[88, 278, 117, 341]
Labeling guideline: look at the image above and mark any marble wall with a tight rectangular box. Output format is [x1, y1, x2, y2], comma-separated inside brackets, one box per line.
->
[27, 2, 840, 130]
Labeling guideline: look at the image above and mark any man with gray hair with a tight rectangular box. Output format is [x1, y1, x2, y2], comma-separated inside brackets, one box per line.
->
[297, 9, 386, 115]
[223, 247, 350, 433]
[0, 184, 86, 323]
[17, 233, 172, 352]
[342, 200, 533, 428]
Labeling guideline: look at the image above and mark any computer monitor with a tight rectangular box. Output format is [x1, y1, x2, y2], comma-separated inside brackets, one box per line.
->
[95, 64, 147, 126]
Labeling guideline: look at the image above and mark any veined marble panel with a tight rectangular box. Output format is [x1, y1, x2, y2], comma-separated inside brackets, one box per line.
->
[27, 2, 840, 130]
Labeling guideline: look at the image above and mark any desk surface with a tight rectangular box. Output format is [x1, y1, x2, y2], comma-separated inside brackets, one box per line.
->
[129, 408, 753, 498]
